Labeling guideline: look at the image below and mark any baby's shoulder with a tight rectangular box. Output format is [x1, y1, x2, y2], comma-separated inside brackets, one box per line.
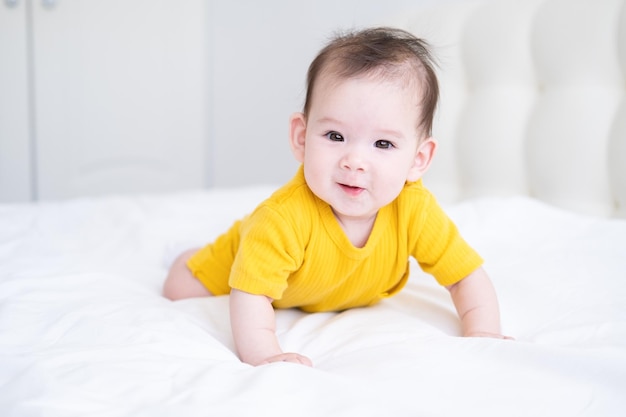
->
[397, 180, 436, 209]
[245, 180, 317, 233]
[263, 181, 316, 212]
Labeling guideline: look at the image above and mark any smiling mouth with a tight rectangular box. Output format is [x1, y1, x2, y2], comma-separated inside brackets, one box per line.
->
[338, 183, 365, 196]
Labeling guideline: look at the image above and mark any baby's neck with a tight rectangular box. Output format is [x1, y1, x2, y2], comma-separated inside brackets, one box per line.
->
[333, 212, 378, 248]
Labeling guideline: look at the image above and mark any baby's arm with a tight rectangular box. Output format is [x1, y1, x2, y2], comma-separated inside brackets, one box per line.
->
[229, 289, 313, 366]
[446, 267, 513, 339]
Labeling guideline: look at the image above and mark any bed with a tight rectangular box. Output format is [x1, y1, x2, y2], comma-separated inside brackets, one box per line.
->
[1, 0, 625, 416]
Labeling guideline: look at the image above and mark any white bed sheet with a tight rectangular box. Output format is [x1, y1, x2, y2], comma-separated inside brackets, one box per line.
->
[1, 187, 625, 417]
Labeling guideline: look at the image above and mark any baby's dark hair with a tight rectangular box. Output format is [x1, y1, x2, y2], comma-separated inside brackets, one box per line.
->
[304, 27, 439, 137]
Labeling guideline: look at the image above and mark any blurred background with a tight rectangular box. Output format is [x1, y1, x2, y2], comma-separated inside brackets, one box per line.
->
[0, 0, 464, 203]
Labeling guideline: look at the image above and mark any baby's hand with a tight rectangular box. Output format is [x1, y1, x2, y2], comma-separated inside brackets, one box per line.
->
[259, 352, 313, 367]
[466, 331, 515, 340]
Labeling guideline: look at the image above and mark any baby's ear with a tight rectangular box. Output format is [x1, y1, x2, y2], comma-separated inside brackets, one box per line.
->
[407, 137, 437, 182]
[289, 112, 307, 163]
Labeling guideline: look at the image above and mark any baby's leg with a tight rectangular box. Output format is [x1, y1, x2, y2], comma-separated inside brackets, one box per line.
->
[163, 248, 213, 300]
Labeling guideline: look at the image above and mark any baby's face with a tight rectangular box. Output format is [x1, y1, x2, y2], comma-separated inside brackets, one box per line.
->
[300, 73, 428, 224]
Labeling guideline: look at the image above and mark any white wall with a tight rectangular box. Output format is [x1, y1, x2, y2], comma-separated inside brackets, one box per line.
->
[0, 0, 466, 202]
[209, 0, 463, 188]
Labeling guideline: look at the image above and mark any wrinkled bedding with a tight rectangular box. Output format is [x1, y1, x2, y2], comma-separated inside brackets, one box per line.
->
[1, 187, 625, 416]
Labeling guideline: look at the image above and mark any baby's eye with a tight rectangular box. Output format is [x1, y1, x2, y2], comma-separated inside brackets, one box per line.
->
[326, 131, 344, 142]
[375, 140, 394, 149]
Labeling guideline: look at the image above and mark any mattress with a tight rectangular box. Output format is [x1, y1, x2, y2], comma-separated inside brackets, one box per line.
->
[1, 186, 625, 416]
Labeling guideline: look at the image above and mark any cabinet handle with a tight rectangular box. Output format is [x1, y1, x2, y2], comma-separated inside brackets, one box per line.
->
[4, 0, 18, 8]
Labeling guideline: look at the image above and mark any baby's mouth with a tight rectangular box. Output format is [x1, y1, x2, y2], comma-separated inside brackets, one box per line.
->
[338, 183, 365, 196]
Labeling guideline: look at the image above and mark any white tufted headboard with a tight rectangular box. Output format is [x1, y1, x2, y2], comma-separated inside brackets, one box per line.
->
[398, 0, 626, 218]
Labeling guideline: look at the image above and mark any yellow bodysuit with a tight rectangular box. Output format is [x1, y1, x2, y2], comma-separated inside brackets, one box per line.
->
[187, 166, 483, 313]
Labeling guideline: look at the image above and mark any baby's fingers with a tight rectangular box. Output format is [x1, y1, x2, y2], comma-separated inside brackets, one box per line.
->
[261, 352, 313, 367]
[467, 331, 515, 340]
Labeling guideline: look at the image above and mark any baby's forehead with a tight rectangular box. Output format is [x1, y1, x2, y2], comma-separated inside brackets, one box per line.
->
[318, 60, 423, 93]
[312, 68, 423, 110]
[309, 71, 425, 135]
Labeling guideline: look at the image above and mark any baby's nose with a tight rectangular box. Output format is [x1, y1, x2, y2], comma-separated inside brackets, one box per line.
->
[340, 148, 367, 171]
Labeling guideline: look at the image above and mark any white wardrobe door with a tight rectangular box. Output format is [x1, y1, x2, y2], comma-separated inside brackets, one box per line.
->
[32, 0, 210, 200]
[0, 1, 32, 202]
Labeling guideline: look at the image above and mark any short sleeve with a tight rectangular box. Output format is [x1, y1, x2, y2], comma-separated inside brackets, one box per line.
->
[411, 196, 483, 286]
[229, 206, 304, 300]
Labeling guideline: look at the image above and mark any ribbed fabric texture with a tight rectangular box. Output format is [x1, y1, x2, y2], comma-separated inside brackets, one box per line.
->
[188, 166, 483, 313]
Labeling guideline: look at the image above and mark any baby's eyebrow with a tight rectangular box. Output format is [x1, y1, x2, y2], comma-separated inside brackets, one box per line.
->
[314, 116, 406, 140]
[374, 128, 404, 140]
[315, 117, 343, 126]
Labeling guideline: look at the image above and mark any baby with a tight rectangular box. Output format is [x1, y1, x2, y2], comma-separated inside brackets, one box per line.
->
[164, 27, 511, 367]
